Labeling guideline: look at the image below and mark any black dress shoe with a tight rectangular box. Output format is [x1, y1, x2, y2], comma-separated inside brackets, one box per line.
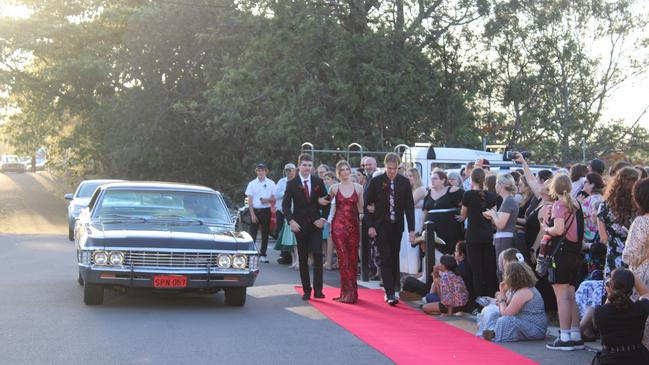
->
[302, 292, 311, 301]
[386, 294, 399, 306]
[314, 292, 325, 299]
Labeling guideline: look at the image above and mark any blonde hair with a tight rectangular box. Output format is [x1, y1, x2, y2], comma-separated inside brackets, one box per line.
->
[549, 173, 576, 213]
[335, 160, 352, 178]
[408, 168, 423, 190]
[497, 174, 517, 194]
[384, 152, 401, 166]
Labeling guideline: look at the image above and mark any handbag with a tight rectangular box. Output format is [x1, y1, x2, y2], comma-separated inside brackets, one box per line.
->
[535, 211, 576, 278]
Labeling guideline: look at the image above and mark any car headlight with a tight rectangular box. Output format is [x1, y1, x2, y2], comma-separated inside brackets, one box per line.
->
[232, 255, 247, 269]
[93, 251, 108, 265]
[109, 251, 124, 266]
[217, 254, 232, 268]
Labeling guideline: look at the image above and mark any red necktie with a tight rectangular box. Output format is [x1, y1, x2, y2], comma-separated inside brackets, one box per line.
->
[304, 180, 310, 200]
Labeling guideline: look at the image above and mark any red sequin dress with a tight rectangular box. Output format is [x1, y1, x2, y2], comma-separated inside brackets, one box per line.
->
[331, 188, 360, 303]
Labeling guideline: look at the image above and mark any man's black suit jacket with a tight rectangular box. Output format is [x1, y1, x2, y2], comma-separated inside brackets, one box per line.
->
[282, 175, 330, 229]
[365, 173, 415, 233]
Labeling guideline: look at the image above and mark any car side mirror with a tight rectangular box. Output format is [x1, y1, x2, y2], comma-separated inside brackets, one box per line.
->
[64, 193, 73, 200]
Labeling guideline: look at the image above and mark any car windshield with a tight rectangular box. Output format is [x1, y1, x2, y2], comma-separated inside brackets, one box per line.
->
[92, 189, 231, 224]
[77, 182, 105, 198]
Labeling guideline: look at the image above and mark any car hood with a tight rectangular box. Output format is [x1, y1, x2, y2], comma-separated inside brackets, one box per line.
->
[86, 222, 255, 251]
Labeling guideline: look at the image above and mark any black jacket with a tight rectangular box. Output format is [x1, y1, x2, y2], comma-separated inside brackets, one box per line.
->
[282, 175, 330, 229]
[365, 173, 415, 233]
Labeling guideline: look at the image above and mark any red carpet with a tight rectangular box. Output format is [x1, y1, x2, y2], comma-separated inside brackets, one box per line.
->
[298, 287, 538, 365]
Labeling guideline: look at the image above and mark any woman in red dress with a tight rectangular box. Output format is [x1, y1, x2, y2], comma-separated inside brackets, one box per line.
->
[321, 160, 364, 303]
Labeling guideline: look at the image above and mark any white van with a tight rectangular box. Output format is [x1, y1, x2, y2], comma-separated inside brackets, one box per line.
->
[399, 144, 556, 188]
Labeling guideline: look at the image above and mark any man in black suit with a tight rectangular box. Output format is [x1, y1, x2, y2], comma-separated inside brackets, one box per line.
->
[283, 153, 331, 300]
[365, 152, 415, 305]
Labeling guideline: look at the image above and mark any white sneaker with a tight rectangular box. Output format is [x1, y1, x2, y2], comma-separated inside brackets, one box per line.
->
[259, 256, 269, 263]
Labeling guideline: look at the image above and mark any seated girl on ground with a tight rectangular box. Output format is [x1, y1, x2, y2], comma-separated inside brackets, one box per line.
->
[477, 261, 548, 342]
[421, 255, 469, 315]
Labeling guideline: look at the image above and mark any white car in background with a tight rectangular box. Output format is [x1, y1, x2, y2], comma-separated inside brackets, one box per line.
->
[0, 155, 28, 173]
[65, 179, 124, 241]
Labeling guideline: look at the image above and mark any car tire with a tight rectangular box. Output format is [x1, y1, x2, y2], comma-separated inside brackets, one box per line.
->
[83, 284, 104, 305]
[77, 272, 84, 286]
[68, 224, 74, 241]
[225, 287, 246, 306]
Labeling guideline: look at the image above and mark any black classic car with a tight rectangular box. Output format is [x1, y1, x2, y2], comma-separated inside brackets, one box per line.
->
[75, 182, 259, 306]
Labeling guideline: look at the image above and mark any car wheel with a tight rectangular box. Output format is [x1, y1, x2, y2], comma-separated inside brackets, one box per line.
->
[68, 224, 74, 241]
[77, 272, 84, 286]
[83, 284, 104, 305]
[224, 287, 246, 306]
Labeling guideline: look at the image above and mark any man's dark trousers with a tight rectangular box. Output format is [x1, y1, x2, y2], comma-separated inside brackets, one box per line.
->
[249, 207, 271, 256]
[376, 222, 402, 296]
[296, 225, 323, 295]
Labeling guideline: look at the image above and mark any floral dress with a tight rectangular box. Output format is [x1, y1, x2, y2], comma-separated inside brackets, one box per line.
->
[598, 202, 631, 277]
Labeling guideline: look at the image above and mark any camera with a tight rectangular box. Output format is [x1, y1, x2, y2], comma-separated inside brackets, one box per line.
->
[504, 150, 530, 161]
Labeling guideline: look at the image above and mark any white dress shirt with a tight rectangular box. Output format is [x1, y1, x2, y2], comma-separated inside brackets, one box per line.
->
[299, 173, 311, 197]
[275, 177, 288, 211]
[245, 177, 276, 209]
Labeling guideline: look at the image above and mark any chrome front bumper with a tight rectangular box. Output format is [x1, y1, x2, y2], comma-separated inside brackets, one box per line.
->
[79, 265, 259, 288]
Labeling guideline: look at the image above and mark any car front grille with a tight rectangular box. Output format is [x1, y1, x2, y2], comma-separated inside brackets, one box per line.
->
[123, 251, 219, 268]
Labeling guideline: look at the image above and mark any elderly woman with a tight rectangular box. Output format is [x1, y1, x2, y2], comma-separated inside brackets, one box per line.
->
[477, 261, 548, 342]
[447, 171, 463, 190]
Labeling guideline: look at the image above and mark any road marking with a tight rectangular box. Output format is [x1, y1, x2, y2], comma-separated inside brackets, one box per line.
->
[247, 284, 299, 298]
[285, 306, 327, 320]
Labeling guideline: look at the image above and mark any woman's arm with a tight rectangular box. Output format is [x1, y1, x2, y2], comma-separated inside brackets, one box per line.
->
[460, 206, 468, 220]
[634, 272, 649, 299]
[597, 218, 609, 244]
[622, 219, 644, 267]
[355, 183, 364, 213]
[545, 217, 565, 237]
[499, 288, 533, 316]
[514, 154, 542, 198]
[490, 211, 511, 230]
[413, 186, 427, 205]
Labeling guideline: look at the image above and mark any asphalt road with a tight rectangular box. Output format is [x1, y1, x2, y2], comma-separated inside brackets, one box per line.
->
[0, 172, 389, 365]
[0, 172, 596, 365]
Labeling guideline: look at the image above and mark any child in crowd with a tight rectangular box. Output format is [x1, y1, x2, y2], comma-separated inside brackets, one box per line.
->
[421, 255, 469, 315]
[454, 241, 476, 311]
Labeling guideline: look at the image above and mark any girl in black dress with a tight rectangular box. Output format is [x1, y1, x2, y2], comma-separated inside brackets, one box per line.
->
[421, 170, 463, 255]
[460, 167, 498, 298]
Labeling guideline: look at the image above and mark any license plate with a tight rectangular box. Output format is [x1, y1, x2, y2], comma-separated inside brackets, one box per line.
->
[153, 275, 187, 288]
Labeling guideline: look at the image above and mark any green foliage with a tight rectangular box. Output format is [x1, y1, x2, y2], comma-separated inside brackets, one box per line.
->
[1, 0, 648, 201]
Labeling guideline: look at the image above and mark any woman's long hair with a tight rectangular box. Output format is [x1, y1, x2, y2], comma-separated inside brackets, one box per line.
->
[607, 268, 634, 311]
[605, 167, 639, 227]
[408, 167, 423, 191]
[549, 174, 576, 213]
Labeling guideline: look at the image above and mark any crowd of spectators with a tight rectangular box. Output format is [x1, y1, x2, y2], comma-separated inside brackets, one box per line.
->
[249, 153, 649, 361]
